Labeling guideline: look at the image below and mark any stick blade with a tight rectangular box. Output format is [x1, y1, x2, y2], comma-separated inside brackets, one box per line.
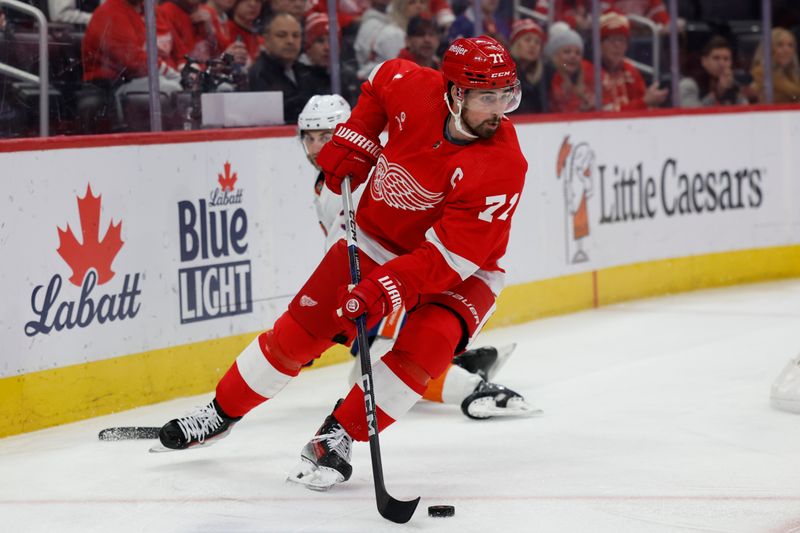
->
[98, 426, 160, 441]
[378, 494, 420, 524]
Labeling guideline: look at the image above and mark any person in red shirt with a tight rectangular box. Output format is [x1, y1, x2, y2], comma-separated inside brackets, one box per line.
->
[599, 11, 667, 111]
[534, 0, 586, 29]
[154, 37, 532, 490]
[82, 0, 183, 121]
[158, 0, 214, 68]
[161, 0, 250, 69]
[535, 1, 670, 31]
[199, 0, 235, 51]
[604, 0, 669, 27]
[227, 0, 265, 63]
[545, 21, 595, 113]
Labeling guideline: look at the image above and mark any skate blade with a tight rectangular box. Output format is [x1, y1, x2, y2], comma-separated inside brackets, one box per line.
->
[286, 458, 345, 491]
[468, 396, 543, 419]
[486, 343, 517, 381]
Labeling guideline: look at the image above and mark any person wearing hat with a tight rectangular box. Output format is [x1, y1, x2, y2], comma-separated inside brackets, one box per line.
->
[509, 18, 547, 114]
[397, 15, 441, 69]
[299, 12, 333, 90]
[599, 11, 667, 111]
[544, 21, 595, 113]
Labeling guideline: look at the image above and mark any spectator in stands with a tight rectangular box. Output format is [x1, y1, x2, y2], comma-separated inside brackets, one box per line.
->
[48, 0, 98, 26]
[228, 0, 266, 62]
[199, 0, 249, 65]
[0, 11, 5, 31]
[159, 0, 214, 66]
[509, 18, 547, 114]
[599, 11, 667, 110]
[534, 0, 590, 31]
[305, 0, 368, 30]
[158, 0, 250, 73]
[750, 28, 800, 104]
[679, 36, 748, 107]
[545, 21, 595, 113]
[82, 0, 182, 119]
[249, 13, 327, 122]
[429, 0, 454, 30]
[604, 0, 669, 30]
[299, 12, 332, 90]
[354, 0, 429, 79]
[397, 15, 440, 69]
[354, 0, 392, 78]
[447, 0, 507, 44]
[535, 1, 672, 33]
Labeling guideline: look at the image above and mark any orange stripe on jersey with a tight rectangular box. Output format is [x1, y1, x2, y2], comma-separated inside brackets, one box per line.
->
[377, 307, 404, 339]
[421, 364, 453, 403]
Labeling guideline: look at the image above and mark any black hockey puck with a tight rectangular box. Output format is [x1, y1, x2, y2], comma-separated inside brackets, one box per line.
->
[428, 505, 455, 518]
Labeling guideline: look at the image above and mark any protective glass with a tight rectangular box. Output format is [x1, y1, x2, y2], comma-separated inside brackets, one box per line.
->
[462, 81, 522, 114]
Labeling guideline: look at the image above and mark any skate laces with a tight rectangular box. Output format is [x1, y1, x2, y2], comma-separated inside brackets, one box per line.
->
[176, 403, 224, 443]
[311, 424, 352, 460]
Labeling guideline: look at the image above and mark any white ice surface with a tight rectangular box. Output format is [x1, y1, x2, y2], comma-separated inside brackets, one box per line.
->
[2, 279, 800, 533]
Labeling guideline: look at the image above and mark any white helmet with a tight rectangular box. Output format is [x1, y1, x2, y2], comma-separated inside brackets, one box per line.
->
[298, 94, 351, 132]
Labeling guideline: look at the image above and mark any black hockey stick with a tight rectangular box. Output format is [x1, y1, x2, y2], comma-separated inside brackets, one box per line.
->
[341, 177, 420, 524]
[98, 426, 160, 440]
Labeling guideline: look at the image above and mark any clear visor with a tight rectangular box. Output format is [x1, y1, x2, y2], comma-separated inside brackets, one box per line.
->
[461, 81, 522, 114]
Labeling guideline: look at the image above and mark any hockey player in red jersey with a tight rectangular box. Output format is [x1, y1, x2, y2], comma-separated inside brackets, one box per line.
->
[156, 36, 530, 490]
[298, 93, 537, 419]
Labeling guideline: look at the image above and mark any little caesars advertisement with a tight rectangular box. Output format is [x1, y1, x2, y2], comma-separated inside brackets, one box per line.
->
[504, 111, 800, 283]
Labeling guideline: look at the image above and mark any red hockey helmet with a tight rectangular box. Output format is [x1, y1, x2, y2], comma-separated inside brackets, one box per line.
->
[441, 36, 518, 90]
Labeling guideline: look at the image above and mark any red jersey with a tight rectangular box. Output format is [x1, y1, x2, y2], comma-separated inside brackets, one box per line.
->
[535, 0, 669, 27]
[605, 0, 669, 25]
[82, 0, 172, 81]
[226, 21, 264, 61]
[158, 2, 213, 67]
[601, 60, 647, 111]
[548, 59, 595, 113]
[349, 59, 528, 298]
[199, 3, 232, 54]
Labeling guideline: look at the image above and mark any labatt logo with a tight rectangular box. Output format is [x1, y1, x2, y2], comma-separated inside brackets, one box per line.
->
[25, 185, 143, 336]
[177, 161, 252, 323]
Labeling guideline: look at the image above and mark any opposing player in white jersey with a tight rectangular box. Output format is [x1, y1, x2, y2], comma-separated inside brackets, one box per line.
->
[156, 36, 534, 490]
[298, 93, 536, 419]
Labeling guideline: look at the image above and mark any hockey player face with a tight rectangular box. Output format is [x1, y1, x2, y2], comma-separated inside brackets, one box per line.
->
[459, 85, 521, 138]
[301, 130, 333, 169]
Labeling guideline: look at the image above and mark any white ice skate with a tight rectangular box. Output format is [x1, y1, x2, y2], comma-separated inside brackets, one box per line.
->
[461, 381, 543, 420]
[287, 404, 353, 491]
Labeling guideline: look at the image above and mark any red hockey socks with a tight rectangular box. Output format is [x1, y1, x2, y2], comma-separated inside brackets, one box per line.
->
[216, 314, 332, 418]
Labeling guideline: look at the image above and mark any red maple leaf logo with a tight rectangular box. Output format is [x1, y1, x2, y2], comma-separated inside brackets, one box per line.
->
[218, 161, 237, 192]
[57, 185, 124, 286]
